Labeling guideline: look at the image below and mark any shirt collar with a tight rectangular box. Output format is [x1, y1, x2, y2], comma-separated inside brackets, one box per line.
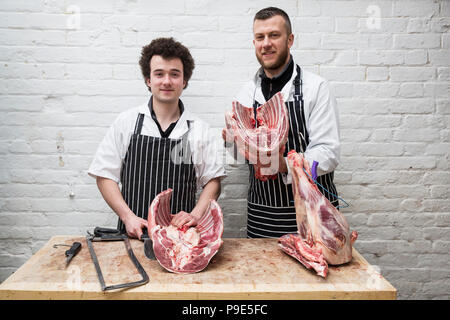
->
[138, 96, 194, 119]
[137, 96, 195, 138]
[148, 95, 184, 120]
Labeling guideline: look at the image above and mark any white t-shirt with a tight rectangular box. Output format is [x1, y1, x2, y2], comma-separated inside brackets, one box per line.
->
[88, 102, 227, 190]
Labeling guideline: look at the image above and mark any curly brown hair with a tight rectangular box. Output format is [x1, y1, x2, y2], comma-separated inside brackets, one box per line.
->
[139, 37, 195, 92]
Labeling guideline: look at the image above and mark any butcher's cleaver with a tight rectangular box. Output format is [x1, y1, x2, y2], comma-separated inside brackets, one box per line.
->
[141, 229, 156, 260]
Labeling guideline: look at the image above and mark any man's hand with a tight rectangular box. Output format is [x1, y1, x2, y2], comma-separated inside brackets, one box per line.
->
[96, 176, 148, 239]
[171, 178, 221, 229]
[222, 127, 235, 143]
[223, 112, 236, 143]
[171, 211, 199, 229]
[123, 215, 148, 239]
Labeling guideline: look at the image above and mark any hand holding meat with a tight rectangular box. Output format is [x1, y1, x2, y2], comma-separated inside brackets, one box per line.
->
[222, 113, 236, 144]
[171, 211, 199, 228]
[224, 92, 289, 180]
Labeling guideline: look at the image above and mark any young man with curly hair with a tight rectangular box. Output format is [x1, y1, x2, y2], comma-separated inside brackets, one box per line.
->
[89, 38, 226, 240]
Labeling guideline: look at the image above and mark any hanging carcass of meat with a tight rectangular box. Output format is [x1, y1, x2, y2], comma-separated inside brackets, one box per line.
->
[278, 151, 358, 278]
[147, 189, 223, 274]
[224, 92, 289, 181]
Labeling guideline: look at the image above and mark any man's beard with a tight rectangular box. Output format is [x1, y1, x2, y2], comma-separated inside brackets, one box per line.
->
[257, 45, 289, 72]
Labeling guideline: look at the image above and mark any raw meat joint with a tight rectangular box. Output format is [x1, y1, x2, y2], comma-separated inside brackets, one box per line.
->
[278, 151, 358, 278]
[224, 92, 289, 181]
[148, 189, 224, 274]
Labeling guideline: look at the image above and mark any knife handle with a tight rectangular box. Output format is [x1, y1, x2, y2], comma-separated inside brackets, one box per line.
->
[140, 227, 150, 241]
[65, 242, 82, 257]
[311, 161, 318, 181]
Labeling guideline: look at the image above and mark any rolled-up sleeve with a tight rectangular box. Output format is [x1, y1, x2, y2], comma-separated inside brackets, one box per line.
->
[192, 124, 227, 189]
[282, 80, 340, 184]
[88, 114, 129, 183]
[304, 80, 340, 176]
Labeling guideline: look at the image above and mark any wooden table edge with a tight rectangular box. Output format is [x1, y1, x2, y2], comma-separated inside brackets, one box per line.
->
[0, 236, 397, 300]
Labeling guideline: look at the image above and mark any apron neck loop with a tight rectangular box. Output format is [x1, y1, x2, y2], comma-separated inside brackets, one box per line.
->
[293, 65, 303, 103]
[134, 113, 145, 135]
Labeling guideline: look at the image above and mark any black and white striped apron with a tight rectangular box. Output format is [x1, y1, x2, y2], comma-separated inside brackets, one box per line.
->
[247, 65, 339, 238]
[117, 113, 197, 232]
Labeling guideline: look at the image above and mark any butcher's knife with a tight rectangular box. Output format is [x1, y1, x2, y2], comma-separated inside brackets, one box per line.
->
[53, 242, 82, 267]
[141, 228, 156, 260]
[65, 242, 82, 266]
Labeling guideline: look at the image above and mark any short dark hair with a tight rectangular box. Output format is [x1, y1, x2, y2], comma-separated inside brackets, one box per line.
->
[253, 7, 292, 35]
[139, 37, 195, 91]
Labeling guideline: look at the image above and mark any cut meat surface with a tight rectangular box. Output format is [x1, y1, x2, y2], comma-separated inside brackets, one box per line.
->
[148, 189, 223, 274]
[224, 92, 289, 181]
[278, 233, 328, 278]
[278, 151, 358, 278]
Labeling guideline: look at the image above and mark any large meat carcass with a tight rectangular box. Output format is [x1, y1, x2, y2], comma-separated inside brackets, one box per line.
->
[148, 189, 223, 274]
[224, 92, 289, 181]
[278, 151, 358, 278]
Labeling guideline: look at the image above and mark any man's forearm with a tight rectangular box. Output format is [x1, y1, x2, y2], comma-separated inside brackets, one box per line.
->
[96, 176, 135, 224]
[190, 177, 221, 221]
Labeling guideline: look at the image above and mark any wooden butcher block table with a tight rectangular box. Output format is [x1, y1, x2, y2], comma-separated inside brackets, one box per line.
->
[0, 236, 396, 300]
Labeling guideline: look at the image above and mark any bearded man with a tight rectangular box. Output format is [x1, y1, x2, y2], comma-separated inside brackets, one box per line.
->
[223, 7, 340, 238]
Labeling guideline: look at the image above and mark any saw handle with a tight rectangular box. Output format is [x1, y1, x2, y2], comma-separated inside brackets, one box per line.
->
[94, 227, 122, 236]
[90, 227, 127, 241]
[65, 242, 82, 258]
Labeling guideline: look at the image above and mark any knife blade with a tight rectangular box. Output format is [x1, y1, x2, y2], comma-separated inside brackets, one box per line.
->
[141, 229, 156, 260]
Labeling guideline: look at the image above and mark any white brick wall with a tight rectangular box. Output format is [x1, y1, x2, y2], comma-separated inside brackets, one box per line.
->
[0, 0, 449, 300]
